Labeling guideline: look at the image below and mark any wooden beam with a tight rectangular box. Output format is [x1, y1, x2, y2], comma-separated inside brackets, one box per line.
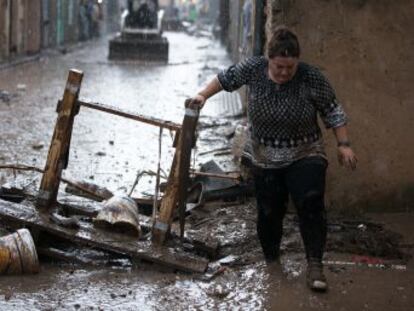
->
[152, 107, 199, 244]
[0, 199, 208, 273]
[176, 108, 200, 237]
[78, 100, 181, 131]
[36, 69, 83, 210]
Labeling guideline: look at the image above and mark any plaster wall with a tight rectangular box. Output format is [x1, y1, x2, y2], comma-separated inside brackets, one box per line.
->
[268, 0, 414, 211]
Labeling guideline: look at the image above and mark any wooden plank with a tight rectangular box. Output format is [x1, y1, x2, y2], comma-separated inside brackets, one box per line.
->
[152, 107, 199, 244]
[176, 108, 200, 237]
[152, 136, 181, 244]
[36, 69, 83, 210]
[0, 199, 208, 273]
[78, 100, 181, 132]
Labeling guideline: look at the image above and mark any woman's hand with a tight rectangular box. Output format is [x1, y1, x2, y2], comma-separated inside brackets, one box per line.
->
[337, 146, 358, 170]
[185, 77, 223, 109]
[185, 94, 206, 110]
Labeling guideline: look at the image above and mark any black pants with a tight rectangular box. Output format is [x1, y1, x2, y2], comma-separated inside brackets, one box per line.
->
[253, 156, 327, 262]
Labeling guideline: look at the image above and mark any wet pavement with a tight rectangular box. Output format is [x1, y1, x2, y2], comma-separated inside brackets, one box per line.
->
[1, 32, 414, 310]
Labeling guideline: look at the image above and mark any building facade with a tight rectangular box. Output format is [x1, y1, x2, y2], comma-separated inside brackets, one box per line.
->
[0, 0, 42, 61]
[0, 0, 120, 63]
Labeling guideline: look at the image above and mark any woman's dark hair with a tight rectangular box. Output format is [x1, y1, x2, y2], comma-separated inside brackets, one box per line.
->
[266, 26, 300, 58]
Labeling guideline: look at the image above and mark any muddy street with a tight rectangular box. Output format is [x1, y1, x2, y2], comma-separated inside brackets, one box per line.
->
[0, 30, 413, 311]
[0, 30, 266, 310]
[0, 32, 232, 196]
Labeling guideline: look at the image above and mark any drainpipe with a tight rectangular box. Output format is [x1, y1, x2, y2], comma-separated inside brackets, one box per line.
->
[253, 0, 265, 56]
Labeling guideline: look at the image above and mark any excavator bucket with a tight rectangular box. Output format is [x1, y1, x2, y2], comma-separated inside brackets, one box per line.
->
[108, 0, 169, 62]
[109, 32, 169, 62]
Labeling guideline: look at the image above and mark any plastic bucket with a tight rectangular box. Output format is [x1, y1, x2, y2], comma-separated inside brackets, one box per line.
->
[0, 229, 39, 275]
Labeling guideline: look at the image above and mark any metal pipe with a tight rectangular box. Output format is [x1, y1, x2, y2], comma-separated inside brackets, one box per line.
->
[77, 100, 181, 131]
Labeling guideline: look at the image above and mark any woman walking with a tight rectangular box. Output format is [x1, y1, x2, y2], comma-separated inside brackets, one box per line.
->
[186, 27, 357, 292]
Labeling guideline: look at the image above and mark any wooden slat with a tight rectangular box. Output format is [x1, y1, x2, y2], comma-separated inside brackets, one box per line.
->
[78, 100, 181, 131]
[37, 69, 83, 210]
[176, 108, 200, 237]
[152, 107, 199, 244]
[0, 199, 208, 273]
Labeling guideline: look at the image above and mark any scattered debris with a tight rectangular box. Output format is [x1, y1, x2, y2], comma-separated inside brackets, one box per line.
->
[0, 90, 11, 103]
[37, 245, 130, 268]
[214, 150, 233, 157]
[198, 147, 231, 156]
[0, 199, 209, 273]
[207, 284, 230, 299]
[0, 71, 214, 274]
[193, 160, 254, 202]
[50, 212, 80, 229]
[200, 262, 227, 281]
[185, 182, 204, 213]
[3, 289, 13, 301]
[65, 179, 114, 201]
[222, 126, 236, 139]
[231, 124, 247, 161]
[93, 196, 141, 237]
[326, 218, 408, 260]
[218, 254, 240, 265]
[31, 143, 44, 150]
[16, 84, 26, 92]
[198, 120, 231, 130]
[0, 228, 39, 275]
[357, 223, 368, 231]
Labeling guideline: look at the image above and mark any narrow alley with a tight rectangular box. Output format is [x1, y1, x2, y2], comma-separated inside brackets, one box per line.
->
[0, 1, 413, 311]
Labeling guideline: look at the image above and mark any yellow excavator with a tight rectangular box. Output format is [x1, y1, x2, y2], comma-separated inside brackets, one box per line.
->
[109, 0, 169, 62]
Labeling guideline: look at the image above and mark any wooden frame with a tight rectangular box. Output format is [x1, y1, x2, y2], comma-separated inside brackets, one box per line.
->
[36, 69, 199, 245]
[152, 107, 199, 244]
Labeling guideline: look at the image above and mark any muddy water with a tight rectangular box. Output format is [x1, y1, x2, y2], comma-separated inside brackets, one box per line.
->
[0, 263, 266, 310]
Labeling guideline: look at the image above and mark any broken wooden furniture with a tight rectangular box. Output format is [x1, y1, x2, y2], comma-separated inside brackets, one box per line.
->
[12, 68, 208, 272]
[0, 179, 219, 261]
[0, 199, 208, 273]
[36, 69, 84, 210]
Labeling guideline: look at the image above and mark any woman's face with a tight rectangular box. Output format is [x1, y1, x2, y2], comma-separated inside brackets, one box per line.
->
[268, 56, 299, 84]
